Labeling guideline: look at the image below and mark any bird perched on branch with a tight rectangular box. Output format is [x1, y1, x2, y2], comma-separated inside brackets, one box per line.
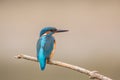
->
[37, 27, 68, 71]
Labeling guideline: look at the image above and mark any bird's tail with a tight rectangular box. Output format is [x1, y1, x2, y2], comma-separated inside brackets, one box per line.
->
[38, 53, 46, 71]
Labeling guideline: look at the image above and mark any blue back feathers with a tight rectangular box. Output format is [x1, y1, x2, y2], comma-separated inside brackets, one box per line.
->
[37, 27, 55, 71]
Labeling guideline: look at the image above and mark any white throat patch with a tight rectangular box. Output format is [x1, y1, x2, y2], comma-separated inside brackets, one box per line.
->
[42, 31, 51, 36]
[43, 33, 47, 36]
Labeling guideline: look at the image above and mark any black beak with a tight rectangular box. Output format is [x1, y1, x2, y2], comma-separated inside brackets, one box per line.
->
[56, 30, 69, 33]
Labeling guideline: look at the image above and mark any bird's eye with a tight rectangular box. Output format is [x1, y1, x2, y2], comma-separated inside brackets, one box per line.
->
[50, 30, 53, 32]
[50, 29, 56, 32]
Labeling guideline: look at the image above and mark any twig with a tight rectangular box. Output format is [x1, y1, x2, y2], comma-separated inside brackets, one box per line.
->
[15, 54, 112, 80]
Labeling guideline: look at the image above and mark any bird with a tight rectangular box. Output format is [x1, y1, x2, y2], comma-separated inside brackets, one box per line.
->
[37, 27, 68, 71]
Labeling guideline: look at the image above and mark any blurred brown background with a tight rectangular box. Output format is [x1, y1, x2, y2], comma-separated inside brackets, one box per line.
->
[0, 0, 120, 80]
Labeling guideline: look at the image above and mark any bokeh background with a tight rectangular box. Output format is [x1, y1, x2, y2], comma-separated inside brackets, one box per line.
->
[0, 0, 120, 80]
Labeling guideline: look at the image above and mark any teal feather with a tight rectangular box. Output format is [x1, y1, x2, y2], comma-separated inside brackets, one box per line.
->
[37, 32, 55, 71]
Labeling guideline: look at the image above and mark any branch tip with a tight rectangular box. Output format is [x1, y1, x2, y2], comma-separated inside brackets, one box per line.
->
[15, 54, 23, 59]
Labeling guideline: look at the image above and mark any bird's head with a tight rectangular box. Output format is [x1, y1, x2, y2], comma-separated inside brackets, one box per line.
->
[40, 27, 68, 37]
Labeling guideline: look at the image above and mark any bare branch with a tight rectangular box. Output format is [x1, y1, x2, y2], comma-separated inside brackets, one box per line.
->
[15, 54, 112, 80]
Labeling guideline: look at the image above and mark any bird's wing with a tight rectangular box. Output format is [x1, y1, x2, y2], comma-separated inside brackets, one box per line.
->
[43, 36, 55, 58]
[37, 36, 55, 58]
[36, 36, 55, 70]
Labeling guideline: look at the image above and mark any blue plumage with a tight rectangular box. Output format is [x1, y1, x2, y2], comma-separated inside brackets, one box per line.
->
[37, 32, 54, 70]
[37, 27, 68, 71]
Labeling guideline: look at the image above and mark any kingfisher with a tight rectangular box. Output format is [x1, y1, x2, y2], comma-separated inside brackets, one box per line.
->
[37, 27, 68, 71]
